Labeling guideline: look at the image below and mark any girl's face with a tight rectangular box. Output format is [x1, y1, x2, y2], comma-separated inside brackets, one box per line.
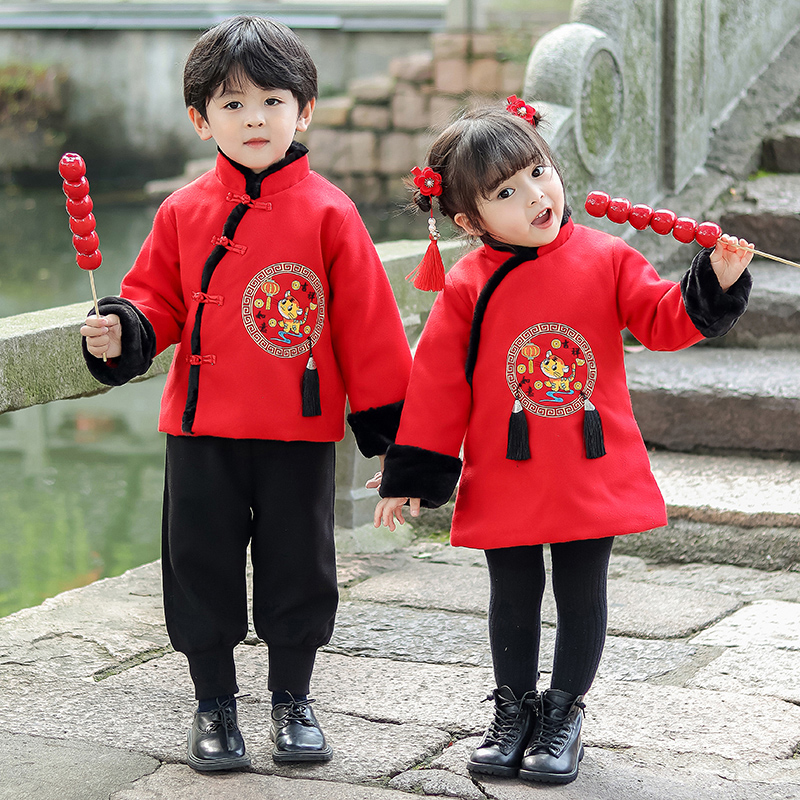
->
[455, 162, 565, 248]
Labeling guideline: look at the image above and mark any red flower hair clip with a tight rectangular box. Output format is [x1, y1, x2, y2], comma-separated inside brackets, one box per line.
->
[506, 95, 537, 125]
[411, 166, 443, 197]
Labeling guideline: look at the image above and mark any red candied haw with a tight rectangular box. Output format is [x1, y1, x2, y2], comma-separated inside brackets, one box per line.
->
[606, 197, 632, 224]
[66, 195, 93, 219]
[672, 217, 698, 244]
[628, 204, 654, 230]
[58, 153, 86, 182]
[69, 214, 96, 236]
[73, 231, 100, 255]
[584, 191, 610, 218]
[650, 209, 677, 235]
[695, 221, 722, 249]
[62, 176, 90, 200]
[76, 251, 102, 271]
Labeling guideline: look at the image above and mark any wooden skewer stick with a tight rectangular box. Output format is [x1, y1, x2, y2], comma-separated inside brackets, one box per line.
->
[87, 271, 107, 362]
[725, 240, 800, 269]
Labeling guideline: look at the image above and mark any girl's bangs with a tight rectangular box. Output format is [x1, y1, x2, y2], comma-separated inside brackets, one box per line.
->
[475, 127, 546, 197]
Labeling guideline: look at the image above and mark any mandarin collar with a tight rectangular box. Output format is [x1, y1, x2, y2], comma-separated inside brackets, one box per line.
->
[214, 141, 310, 198]
[483, 211, 575, 265]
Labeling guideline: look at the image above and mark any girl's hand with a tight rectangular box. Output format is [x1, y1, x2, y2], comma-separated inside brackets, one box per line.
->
[710, 234, 754, 292]
[374, 496, 421, 531]
[80, 313, 122, 359]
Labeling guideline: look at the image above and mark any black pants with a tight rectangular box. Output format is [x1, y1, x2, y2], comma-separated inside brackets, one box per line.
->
[484, 537, 614, 698]
[161, 435, 338, 700]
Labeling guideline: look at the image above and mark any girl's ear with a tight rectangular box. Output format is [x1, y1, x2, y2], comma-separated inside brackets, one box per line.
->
[188, 107, 213, 141]
[454, 212, 481, 237]
[296, 98, 315, 133]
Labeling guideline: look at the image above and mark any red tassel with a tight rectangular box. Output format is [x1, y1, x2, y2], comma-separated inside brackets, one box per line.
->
[406, 239, 445, 292]
[406, 209, 445, 292]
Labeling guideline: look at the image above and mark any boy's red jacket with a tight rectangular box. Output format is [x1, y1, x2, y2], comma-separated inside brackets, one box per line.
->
[380, 219, 751, 548]
[86, 148, 411, 453]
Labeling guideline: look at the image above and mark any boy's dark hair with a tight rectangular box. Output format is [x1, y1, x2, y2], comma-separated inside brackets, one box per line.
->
[183, 15, 318, 118]
[413, 107, 564, 238]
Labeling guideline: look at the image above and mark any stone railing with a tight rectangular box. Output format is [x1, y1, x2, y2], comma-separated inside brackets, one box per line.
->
[527, 0, 800, 227]
[0, 238, 464, 529]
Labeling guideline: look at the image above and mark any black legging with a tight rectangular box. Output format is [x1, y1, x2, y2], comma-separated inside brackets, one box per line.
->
[484, 537, 614, 698]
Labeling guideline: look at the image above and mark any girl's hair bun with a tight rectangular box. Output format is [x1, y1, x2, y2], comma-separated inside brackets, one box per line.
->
[415, 192, 433, 213]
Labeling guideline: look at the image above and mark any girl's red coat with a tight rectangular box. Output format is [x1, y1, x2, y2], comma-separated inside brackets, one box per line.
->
[395, 220, 704, 548]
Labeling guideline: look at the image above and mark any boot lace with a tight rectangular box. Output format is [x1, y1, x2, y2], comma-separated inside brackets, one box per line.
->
[481, 691, 534, 753]
[530, 698, 585, 756]
[203, 694, 248, 733]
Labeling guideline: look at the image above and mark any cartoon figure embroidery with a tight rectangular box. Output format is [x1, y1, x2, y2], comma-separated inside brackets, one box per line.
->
[540, 350, 575, 402]
[273, 290, 308, 344]
[242, 263, 325, 359]
[506, 323, 597, 419]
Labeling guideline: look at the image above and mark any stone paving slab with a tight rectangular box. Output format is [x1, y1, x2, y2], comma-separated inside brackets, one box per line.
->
[471, 748, 800, 800]
[687, 645, 800, 703]
[0, 561, 168, 678]
[327, 600, 697, 682]
[348, 560, 741, 639]
[110, 764, 452, 800]
[0, 733, 158, 800]
[689, 599, 800, 649]
[625, 348, 800, 453]
[586, 680, 800, 762]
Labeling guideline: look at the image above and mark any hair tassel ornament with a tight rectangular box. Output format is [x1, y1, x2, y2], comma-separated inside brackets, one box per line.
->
[302, 340, 321, 417]
[506, 393, 531, 461]
[406, 166, 446, 292]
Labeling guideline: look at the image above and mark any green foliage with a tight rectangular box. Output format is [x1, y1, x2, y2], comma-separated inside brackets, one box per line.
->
[0, 64, 66, 128]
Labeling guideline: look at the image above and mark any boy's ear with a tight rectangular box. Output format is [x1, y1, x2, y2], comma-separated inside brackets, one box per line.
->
[188, 106, 213, 141]
[454, 212, 480, 237]
[295, 98, 315, 133]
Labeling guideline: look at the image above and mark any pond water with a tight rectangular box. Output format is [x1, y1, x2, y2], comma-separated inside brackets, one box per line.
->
[0, 186, 420, 617]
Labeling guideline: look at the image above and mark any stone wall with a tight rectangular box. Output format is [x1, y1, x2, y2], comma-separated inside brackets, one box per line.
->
[302, 32, 527, 204]
[525, 0, 800, 228]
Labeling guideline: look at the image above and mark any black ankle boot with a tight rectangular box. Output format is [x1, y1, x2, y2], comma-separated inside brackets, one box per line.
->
[467, 686, 538, 778]
[187, 696, 250, 772]
[519, 689, 585, 784]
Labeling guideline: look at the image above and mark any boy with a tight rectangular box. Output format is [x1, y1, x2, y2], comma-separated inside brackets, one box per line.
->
[81, 16, 411, 771]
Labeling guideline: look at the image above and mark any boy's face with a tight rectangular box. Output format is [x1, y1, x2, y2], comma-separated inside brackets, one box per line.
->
[189, 81, 314, 173]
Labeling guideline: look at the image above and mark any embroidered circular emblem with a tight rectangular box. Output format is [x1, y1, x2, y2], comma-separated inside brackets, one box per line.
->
[506, 323, 597, 417]
[242, 264, 325, 358]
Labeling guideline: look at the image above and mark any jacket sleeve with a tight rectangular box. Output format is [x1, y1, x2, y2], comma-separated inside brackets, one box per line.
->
[118, 199, 188, 355]
[326, 204, 413, 457]
[378, 277, 474, 507]
[614, 238, 706, 351]
[680, 248, 751, 337]
[82, 296, 157, 386]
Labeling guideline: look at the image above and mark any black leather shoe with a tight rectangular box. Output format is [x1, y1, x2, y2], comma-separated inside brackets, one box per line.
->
[187, 698, 251, 772]
[467, 686, 538, 778]
[271, 696, 333, 762]
[519, 689, 585, 784]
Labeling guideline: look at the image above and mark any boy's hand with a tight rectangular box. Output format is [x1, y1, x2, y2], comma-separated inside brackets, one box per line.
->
[81, 313, 122, 359]
[710, 234, 754, 292]
[374, 496, 421, 532]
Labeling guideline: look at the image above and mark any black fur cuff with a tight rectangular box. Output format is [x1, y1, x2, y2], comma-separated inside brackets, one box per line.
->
[347, 400, 404, 458]
[82, 296, 157, 386]
[379, 444, 462, 508]
[680, 249, 752, 338]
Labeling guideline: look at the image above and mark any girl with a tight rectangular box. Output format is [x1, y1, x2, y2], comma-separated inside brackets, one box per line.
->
[374, 101, 752, 785]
